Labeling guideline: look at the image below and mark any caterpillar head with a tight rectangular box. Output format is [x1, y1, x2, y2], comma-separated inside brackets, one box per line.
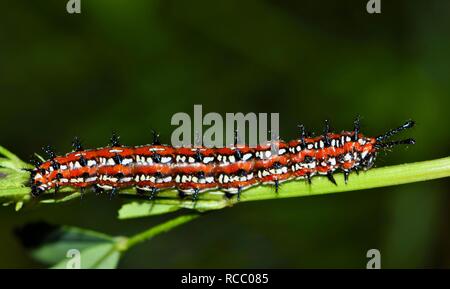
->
[29, 162, 52, 197]
[350, 120, 415, 171]
[363, 120, 416, 170]
[374, 120, 415, 149]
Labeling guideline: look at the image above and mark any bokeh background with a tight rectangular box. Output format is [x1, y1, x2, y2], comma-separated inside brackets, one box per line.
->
[0, 0, 449, 268]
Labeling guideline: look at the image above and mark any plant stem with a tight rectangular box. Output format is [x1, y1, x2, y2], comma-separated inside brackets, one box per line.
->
[125, 214, 200, 249]
[2, 146, 449, 215]
[233, 156, 450, 203]
[117, 157, 450, 218]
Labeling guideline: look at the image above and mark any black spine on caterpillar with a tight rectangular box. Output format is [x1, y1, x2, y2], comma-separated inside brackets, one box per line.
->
[152, 130, 161, 145]
[323, 119, 331, 147]
[72, 136, 84, 152]
[353, 115, 361, 141]
[110, 132, 121, 147]
[375, 120, 416, 148]
[297, 124, 306, 149]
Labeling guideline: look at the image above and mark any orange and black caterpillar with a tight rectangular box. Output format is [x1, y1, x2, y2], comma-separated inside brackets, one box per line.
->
[29, 118, 415, 201]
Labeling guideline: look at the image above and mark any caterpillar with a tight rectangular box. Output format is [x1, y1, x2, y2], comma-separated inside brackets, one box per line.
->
[28, 118, 415, 201]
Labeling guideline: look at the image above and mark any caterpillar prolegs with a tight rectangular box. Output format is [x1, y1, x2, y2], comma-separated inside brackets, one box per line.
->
[29, 119, 415, 201]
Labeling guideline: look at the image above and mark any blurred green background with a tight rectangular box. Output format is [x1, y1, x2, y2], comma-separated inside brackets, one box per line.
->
[0, 0, 449, 268]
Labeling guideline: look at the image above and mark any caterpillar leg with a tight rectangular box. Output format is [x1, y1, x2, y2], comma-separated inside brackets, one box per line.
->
[109, 187, 118, 199]
[79, 187, 85, 199]
[305, 173, 312, 184]
[344, 171, 350, 184]
[274, 180, 279, 193]
[92, 185, 104, 195]
[192, 188, 200, 203]
[237, 186, 242, 201]
[326, 171, 337, 186]
[136, 186, 158, 200]
[30, 184, 44, 197]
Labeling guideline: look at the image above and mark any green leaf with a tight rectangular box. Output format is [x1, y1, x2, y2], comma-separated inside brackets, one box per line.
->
[17, 216, 200, 268]
[39, 191, 81, 204]
[0, 167, 29, 190]
[0, 186, 30, 199]
[16, 222, 114, 265]
[16, 222, 123, 268]
[15, 201, 24, 211]
[51, 243, 120, 269]
[0, 146, 30, 169]
[0, 147, 33, 204]
[118, 201, 181, 219]
[117, 197, 227, 219]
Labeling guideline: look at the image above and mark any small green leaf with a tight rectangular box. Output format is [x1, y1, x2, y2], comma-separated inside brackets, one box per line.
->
[51, 243, 120, 269]
[0, 187, 30, 199]
[15, 222, 114, 265]
[16, 216, 200, 269]
[118, 201, 181, 219]
[15, 201, 23, 211]
[34, 153, 45, 163]
[39, 191, 81, 204]
[118, 197, 228, 219]
[0, 146, 29, 168]
[0, 167, 29, 190]
[0, 146, 32, 177]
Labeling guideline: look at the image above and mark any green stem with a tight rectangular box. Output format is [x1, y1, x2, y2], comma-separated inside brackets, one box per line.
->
[117, 157, 450, 218]
[234, 156, 450, 203]
[1, 143, 449, 216]
[124, 214, 200, 249]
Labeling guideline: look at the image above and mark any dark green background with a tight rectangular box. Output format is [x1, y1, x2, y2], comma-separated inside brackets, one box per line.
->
[0, 0, 449, 268]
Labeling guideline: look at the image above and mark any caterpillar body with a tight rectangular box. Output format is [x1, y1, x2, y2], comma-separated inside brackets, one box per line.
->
[29, 119, 415, 200]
